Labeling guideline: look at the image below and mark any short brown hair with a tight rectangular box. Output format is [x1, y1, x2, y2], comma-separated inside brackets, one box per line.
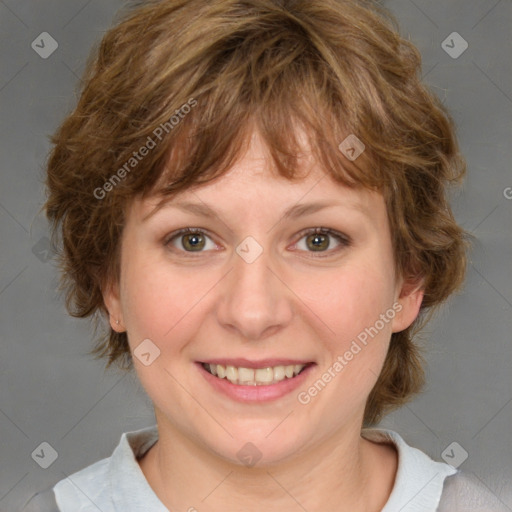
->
[45, 0, 468, 426]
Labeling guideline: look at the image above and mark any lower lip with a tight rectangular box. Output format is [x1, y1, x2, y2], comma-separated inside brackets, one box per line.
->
[196, 363, 315, 403]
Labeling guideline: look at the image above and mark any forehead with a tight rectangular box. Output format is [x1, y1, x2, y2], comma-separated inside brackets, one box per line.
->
[133, 178, 384, 240]
[132, 127, 386, 225]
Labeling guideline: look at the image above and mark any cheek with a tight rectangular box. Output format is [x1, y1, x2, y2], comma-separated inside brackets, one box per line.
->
[119, 253, 218, 350]
[301, 259, 396, 344]
[296, 259, 397, 409]
[293, 262, 397, 417]
[120, 262, 172, 343]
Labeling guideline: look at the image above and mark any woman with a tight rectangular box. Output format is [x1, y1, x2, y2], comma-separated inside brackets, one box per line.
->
[22, 0, 507, 510]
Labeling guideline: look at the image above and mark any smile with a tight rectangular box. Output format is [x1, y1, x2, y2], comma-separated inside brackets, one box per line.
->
[202, 362, 308, 386]
[197, 359, 316, 402]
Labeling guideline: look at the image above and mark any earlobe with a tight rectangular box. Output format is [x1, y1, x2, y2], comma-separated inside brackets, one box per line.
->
[391, 278, 425, 333]
[110, 316, 124, 332]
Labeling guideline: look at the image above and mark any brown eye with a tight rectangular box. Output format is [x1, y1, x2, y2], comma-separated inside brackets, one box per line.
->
[181, 232, 206, 251]
[306, 232, 330, 251]
[166, 228, 216, 253]
[294, 228, 350, 256]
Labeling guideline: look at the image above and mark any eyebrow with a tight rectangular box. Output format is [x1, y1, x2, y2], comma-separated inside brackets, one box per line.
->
[143, 199, 368, 222]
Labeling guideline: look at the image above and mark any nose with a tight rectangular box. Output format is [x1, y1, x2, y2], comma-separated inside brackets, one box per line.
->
[215, 243, 293, 341]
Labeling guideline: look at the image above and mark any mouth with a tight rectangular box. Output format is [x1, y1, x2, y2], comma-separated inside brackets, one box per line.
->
[201, 361, 311, 386]
[196, 359, 316, 402]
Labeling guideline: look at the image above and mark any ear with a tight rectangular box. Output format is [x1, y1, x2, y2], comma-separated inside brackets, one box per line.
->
[102, 278, 126, 332]
[391, 277, 424, 333]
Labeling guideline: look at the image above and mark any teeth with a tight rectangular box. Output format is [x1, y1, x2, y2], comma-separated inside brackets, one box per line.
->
[238, 367, 254, 384]
[203, 363, 307, 385]
[225, 365, 237, 384]
[273, 365, 285, 381]
[254, 367, 273, 384]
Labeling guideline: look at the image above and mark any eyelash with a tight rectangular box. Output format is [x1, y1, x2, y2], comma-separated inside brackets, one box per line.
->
[164, 227, 351, 258]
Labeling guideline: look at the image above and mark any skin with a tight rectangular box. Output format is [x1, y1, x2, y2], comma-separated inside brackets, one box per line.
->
[104, 129, 424, 512]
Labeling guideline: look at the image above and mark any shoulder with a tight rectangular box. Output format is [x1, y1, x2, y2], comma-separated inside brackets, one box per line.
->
[18, 449, 116, 512]
[363, 429, 511, 512]
[362, 428, 457, 511]
[19, 488, 59, 512]
[51, 455, 113, 510]
[438, 471, 511, 512]
[50, 425, 160, 512]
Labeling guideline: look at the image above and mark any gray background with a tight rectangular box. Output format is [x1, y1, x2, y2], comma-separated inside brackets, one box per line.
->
[0, 0, 511, 510]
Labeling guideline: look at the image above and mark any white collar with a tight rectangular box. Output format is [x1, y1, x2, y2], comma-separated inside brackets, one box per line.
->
[361, 428, 457, 511]
[54, 425, 457, 511]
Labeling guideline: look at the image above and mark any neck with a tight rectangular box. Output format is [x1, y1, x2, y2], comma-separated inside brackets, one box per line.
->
[139, 414, 397, 512]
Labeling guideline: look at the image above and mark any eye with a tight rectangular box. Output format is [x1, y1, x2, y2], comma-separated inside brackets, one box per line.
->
[292, 227, 350, 256]
[165, 228, 218, 253]
[165, 226, 351, 257]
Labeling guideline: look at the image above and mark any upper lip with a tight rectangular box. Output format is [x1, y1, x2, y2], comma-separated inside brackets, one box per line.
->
[199, 358, 314, 369]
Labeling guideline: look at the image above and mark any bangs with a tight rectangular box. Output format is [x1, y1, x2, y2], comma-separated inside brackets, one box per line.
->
[143, 97, 383, 214]
[102, 3, 396, 210]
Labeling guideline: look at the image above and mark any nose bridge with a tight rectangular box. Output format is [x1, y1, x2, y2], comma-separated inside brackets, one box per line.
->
[216, 237, 292, 340]
[234, 240, 273, 294]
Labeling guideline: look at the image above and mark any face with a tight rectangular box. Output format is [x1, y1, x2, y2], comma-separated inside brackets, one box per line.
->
[105, 129, 423, 466]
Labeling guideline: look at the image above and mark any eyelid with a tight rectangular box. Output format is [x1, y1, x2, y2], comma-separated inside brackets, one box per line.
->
[293, 227, 351, 246]
[164, 226, 351, 256]
[164, 227, 219, 252]
[289, 227, 351, 257]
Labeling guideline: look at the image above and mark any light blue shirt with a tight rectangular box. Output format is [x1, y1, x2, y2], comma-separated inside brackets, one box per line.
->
[21, 425, 507, 511]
